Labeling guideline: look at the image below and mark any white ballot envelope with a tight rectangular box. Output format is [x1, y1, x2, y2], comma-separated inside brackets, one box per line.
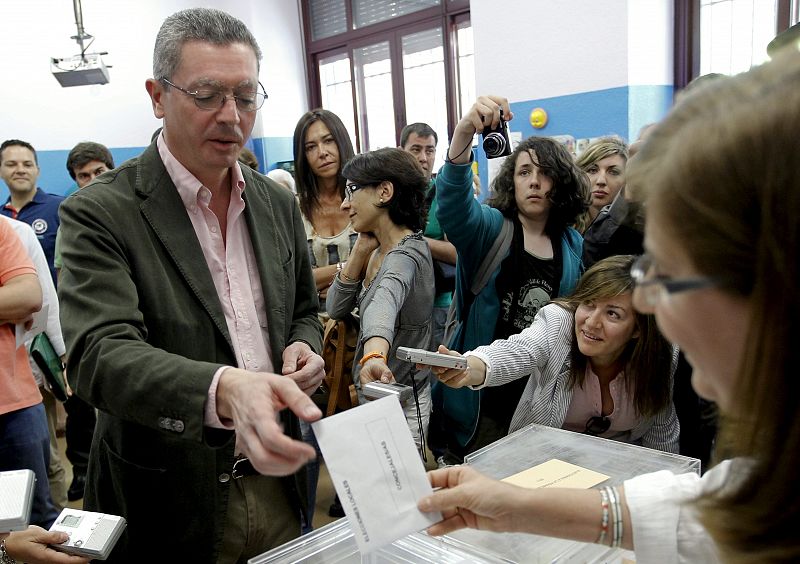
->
[312, 395, 441, 554]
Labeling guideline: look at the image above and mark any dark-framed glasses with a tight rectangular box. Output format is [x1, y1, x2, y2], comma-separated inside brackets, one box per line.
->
[345, 182, 372, 201]
[159, 78, 267, 112]
[583, 415, 611, 436]
[630, 253, 717, 307]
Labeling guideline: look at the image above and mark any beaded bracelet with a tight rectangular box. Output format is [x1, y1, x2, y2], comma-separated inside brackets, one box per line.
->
[604, 486, 623, 548]
[359, 351, 387, 366]
[0, 539, 16, 564]
[596, 487, 610, 545]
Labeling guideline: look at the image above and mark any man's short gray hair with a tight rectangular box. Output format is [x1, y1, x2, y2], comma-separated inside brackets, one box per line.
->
[153, 8, 262, 80]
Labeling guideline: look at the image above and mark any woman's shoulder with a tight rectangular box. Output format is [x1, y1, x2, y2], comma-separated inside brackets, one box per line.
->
[535, 304, 575, 340]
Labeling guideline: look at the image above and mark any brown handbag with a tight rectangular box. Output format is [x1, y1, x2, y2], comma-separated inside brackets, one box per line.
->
[319, 314, 359, 416]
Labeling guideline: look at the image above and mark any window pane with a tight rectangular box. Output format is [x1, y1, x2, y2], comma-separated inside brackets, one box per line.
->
[402, 27, 448, 175]
[353, 41, 396, 150]
[455, 20, 475, 121]
[310, 0, 347, 40]
[318, 52, 358, 150]
[700, 0, 776, 75]
[352, 0, 440, 29]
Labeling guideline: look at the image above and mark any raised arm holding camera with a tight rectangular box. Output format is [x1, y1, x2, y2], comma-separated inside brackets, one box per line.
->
[429, 96, 590, 465]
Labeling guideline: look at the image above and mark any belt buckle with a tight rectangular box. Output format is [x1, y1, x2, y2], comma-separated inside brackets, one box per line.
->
[231, 456, 250, 480]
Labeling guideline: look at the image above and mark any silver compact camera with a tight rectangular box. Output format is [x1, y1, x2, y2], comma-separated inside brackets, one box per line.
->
[363, 381, 413, 404]
[482, 107, 512, 159]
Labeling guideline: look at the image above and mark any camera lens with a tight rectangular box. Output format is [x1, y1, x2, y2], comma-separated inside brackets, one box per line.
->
[483, 133, 506, 158]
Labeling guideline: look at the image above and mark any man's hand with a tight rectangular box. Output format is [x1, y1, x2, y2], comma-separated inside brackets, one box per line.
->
[282, 341, 325, 396]
[3, 526, 90, 564]
[216, 368, 321, 476]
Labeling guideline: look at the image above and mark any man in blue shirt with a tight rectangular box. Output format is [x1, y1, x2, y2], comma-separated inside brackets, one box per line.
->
[0, 139, 64, 286]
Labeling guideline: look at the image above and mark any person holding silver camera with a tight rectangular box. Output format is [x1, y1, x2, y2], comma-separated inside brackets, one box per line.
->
[326, 148, 434, 455]
[429, 95, 590, 465]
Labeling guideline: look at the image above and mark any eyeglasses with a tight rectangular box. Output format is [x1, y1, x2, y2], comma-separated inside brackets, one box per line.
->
[583, 415, 611, 436]
[159, 78, 267, 112]
[630, 253, 717, 307]
[344, 182, 372, 201]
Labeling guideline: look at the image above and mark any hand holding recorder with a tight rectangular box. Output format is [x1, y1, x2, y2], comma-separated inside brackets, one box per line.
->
[398, 346, 487, 388]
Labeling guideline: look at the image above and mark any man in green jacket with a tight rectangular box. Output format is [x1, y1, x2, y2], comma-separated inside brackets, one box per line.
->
[58, 8, 324, 562]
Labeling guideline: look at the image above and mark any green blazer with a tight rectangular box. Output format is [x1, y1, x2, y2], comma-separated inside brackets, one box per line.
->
[58, 142, 323, 562]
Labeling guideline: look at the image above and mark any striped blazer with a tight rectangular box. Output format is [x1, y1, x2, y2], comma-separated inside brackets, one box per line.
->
[469, 303, 680, 453]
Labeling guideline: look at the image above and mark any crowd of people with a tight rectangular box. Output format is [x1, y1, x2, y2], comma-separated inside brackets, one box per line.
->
[1, 6, 798, 564]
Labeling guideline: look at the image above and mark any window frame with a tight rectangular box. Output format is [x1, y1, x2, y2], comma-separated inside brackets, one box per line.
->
[674, 0, 795, 90]
[301, 0, 470, 151]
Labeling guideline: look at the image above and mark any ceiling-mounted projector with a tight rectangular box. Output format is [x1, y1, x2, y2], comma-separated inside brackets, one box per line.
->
[51, 53, 109, 87]
[52, 0, 109, 87]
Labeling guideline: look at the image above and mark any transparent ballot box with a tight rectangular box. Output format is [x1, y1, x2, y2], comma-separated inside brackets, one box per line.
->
[251, 424, 700, 563]
[249, 518, 513, 563]
[451, 423, 701, 563]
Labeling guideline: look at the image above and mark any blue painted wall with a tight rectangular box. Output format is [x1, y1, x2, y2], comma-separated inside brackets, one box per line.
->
[0, 136, 295, 202]
[473, 85, 673, 200]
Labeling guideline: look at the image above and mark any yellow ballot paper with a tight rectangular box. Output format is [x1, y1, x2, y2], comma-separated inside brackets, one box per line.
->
[312, 396, 441, 554]
[502, 459, 609, 489]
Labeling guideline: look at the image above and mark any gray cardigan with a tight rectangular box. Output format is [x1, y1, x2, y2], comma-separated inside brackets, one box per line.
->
[469, 303, 680, 453]
[327, 233, 434, 389]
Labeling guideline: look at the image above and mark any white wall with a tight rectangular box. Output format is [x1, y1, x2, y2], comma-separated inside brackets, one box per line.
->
[471, 0, 631, 102]
[628, 0, 673, 85]
[0, 0, 308, 150]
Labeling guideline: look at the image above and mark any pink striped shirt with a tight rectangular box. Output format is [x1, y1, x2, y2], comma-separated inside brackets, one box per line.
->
[157, 135, 273, 428]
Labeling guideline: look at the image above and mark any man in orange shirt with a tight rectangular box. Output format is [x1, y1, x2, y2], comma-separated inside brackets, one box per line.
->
[0, 218, 58, 528]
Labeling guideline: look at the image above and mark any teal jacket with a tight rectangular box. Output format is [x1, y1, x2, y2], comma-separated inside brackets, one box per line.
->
[434, 160, 583, 447]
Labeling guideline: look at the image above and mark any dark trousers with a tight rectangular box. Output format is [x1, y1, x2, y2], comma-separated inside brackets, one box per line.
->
[0, 403, 59, 527]
[64, 394, 96, 474]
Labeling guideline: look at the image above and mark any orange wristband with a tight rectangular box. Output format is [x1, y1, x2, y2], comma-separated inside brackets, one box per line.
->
[359, 351, 387, 366]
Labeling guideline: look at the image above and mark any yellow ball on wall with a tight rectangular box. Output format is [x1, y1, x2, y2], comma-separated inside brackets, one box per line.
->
[530, 107, 548, 129]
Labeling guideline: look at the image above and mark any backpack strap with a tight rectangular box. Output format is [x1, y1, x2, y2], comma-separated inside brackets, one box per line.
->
[443, 217, 514, 349]
[470, 217, 513, 295]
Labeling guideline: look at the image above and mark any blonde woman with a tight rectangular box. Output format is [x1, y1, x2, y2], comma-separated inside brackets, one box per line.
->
[575, 137, 628, 233]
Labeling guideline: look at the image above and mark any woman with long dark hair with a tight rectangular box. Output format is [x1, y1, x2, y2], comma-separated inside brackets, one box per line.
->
[432, 255, 678, 452]
[292, 109, 356, 310]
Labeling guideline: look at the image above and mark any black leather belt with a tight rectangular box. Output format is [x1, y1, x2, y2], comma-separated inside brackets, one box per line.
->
[231, 456, 258, 479]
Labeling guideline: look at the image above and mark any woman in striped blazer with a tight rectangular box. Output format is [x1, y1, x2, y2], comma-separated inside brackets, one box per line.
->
[432, 255, 679, 453]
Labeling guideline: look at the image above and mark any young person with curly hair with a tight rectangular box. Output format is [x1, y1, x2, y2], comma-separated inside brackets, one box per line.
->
[431, 96, 590, 461]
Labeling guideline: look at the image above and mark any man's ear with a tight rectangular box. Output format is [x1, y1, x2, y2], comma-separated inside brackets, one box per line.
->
[145, 78, 166, 119]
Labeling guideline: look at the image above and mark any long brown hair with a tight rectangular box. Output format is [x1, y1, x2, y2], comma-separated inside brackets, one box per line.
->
[552, 255, 673, 417]
[292, 109, 355, 220]
[627, 51, 800, 562]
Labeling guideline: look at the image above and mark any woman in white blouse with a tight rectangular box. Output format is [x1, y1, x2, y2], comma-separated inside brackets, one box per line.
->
[434, 254, 679, 453]
[417, 52, 800, 563]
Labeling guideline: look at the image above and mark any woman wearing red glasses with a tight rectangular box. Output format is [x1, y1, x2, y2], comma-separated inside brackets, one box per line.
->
[430, 254, 678, 453]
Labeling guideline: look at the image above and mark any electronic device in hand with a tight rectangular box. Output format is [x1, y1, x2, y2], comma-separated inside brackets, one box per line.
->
[363, 381, 413, 404]
[0, 469, 35, 532]
[396, 346, 468, 370]
[49, 508, 126, 560]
